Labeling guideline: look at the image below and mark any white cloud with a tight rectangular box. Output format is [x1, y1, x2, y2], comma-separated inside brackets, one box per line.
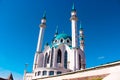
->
[98, 56, 105, 60]
[0, 68, 23, 80]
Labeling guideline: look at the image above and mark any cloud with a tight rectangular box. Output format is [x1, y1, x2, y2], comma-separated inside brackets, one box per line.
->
[98, 56, 105, 60]
[0, 68, 23, 80]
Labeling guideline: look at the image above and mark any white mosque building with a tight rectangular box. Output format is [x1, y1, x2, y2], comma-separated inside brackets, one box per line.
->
[23, 4, 120, 80]
[24, 4, 86, 80]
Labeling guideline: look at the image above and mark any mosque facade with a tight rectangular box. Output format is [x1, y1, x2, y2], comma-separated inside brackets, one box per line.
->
[23, 4, 120, 80]
[24, 4, 86, 80]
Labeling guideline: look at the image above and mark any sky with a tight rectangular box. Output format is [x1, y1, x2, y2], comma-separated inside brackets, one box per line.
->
[0, 0, 120, 80]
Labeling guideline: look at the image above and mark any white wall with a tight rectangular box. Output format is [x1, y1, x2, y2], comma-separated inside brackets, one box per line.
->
[36, 61, 120, 80]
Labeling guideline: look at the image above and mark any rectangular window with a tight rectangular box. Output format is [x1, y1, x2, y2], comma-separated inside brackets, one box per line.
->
[57, 71, 62, 75]
[43, 71, 47, 76]
[49, 71, 54, 75]
[38, 71, 41, 76]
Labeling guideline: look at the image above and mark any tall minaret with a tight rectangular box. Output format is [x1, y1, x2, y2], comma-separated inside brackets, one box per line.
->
[36, 12, 46, 52]
[70, 4, 78, 48]
[33, 12, 46, 70]
[79, 23, 84, 51]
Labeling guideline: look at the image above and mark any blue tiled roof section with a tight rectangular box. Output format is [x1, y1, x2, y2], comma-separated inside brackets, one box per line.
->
[54, 34, 71, 40]
[49, 33, 72, 49]
[50, 43, 72, 49]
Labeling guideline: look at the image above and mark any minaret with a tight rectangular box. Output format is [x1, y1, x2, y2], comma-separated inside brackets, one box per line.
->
[79, 23, 84, 51]
[70, 4, 78, 71]
[33, 12, 46, 70]
[70, 4, 78, 48]
[36, 12, 46, 52]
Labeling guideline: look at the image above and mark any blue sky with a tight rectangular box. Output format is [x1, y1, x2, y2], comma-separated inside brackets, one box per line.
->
[0, 0, 120, 79]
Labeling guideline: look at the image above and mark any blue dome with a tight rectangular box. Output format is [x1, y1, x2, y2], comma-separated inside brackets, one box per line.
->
[50, 33, 72, 48]
[54, 34, 71, 40]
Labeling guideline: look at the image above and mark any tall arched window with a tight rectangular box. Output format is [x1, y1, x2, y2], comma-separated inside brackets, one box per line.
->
[44, 53, 48, 67]
[47, 54, 50, 64]
[57, 49, 62, 63]
[64, 51, 67, 69]
[79, 54, 81, 69]
[50, 48, 54, 67]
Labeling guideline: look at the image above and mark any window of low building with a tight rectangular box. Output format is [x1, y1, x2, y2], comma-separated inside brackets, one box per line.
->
[49, 71, 54, 75]
[38, 71, 41, 76]
[43, 71, 47, 76]
[57, 71, 62, 74]
[35, 72, 37, 76]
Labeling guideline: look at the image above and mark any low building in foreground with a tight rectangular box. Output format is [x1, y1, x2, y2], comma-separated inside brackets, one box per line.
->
[36, 60, 120, 80]
[24, 61, 120, 80]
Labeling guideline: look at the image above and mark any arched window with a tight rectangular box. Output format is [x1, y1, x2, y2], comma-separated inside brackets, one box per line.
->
[57, 49, 62, 63]
[64, 51, 67, 69]
[60, 39, 63, 43]
[44, 53, 48, 67]
[50, 48, 54, 67]
[47, 54, 50, 64]
[79, 54, 81, 69]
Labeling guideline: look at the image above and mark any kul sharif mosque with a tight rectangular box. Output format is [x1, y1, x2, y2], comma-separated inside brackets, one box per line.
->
[24, 4, 86, 79]
[23, 4, 120, 80]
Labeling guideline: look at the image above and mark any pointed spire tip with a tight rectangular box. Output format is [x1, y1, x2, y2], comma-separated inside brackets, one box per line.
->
[72, 3, 76, 11]
[80, 22, 83, 29]
[55, 25, 58, 34]
[42, 11, 46, 19]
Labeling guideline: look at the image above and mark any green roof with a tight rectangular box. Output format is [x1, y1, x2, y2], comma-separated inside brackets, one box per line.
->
[54, 34, 71, 40]
[49, 34, 72, 48]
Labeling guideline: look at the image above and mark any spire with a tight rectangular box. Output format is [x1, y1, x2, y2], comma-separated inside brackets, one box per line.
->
[40, 11, 46, 27]
[42, 11, 46, 19]
[80, 22, 83, 30]
[8, 73, 13, 80]
[55, 26, 58, 34]
[72, 3, 76, 11]
[24, 63, 28, 72]
[24, 63, 28, 80]
[54, 26, 58, 37]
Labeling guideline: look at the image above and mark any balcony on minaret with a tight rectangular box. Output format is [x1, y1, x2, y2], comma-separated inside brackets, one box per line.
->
[39, 23, 46, 28]
[70, 15, 78, 21]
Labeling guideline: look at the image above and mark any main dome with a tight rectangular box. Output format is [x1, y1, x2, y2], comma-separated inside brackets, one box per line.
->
[51, 34, 72, 47]
[54, 34, 71, 40]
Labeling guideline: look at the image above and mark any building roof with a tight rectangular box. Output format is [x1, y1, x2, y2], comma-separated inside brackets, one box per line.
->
[0, 73, 13, 80]
[49, 33, 72, 48]
[54, 33, 71, 40]
[0, 78, 7, 80]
